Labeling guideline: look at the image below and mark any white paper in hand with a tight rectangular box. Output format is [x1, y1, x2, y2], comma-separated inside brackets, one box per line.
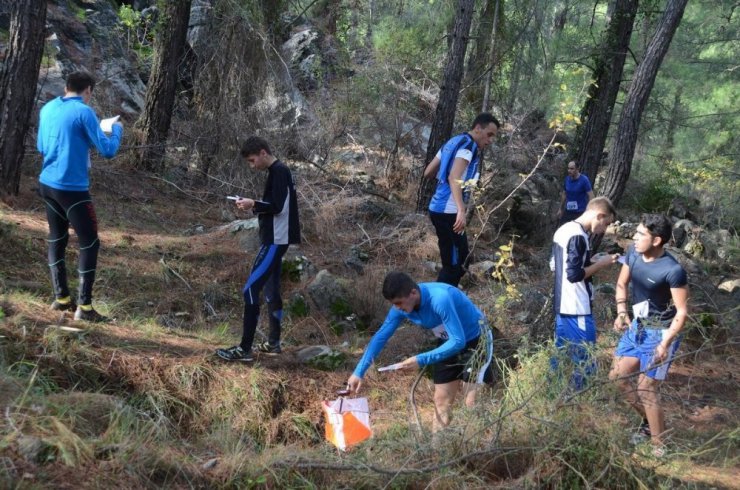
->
[100, 115, 120, 133]
[378, 363, 403, 372]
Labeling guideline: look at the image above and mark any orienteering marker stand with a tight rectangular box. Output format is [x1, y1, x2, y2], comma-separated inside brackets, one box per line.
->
[323, 388, 372, 451]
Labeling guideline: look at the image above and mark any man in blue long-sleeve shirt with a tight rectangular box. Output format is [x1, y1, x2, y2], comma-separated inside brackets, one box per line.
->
[36, 71, 123, 322]
[347, 272, 494, 431]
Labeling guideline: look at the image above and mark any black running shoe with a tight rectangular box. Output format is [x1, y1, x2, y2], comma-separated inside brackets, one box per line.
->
[51, 299, 77, 312]
[73, 307, 110, 323]
[216, 346, 254, 362]
[257, 342, 282, 355]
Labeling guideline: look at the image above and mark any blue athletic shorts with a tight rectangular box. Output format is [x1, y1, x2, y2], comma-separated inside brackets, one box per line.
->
[615, 319, 681, 380]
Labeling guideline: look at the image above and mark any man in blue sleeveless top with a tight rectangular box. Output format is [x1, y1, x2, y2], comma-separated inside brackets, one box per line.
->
[347, 272, 494, 431]
[36, 71, 124, 322]
[609, 215, 689, 457]
[557, 161, 593, 225]
[423, 113, 500, 286]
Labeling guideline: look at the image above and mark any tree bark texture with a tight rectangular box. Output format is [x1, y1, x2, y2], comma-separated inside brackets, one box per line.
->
[569, 0, 638, 184]
[136, 0, 192, 171]
[481, 0, 501, 113]
[464, 0, 500, 109]
[416, 0, 476, 212]
[0, 0, 47, 195]
[601, 0, 689, 206]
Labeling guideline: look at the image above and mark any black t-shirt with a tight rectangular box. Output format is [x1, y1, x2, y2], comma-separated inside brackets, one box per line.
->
[626, 245, 688, 327]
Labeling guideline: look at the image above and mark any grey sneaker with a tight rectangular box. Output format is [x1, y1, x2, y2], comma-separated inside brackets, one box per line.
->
[74, 307, 109, 323]
[630, 421, 652, 445]
[256, 342, 282, 355]
[216, 346, 254, 362]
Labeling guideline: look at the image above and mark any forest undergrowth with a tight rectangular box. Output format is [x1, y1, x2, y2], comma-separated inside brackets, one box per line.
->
[0, 158, 737, 488]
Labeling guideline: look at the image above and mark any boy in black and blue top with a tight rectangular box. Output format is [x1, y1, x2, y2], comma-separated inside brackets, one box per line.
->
[347, 272, 494, 431]
[551, 197, 618, 390]
[609, 214, 689, 456]
[423, 113, 500, 286]
[217, 137, 300, 362]
[36, 71, 124, 322]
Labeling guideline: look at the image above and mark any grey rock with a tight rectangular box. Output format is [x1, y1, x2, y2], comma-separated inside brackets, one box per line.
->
[17, 435, 49, 463]
[613, 222, 637, 239]
[683, 238, 704, 259]
[672, 219, 695, 248]
[668, 248, 703, 276]
[39, 2, 147, 116]
[423, 261, 441, 274]
[468, 260, 496, 282]
[307, 270, 349, 313]
[202, 458, 219, 471]
[282, 27, 322, 90]
[669, 197, 700, 221]
[222, 219, 260, 251]
[296, 345, 332, 363]
[718, 279, 740, 294]
[188, 0, 213, 49]
[345, 246, 368, 274]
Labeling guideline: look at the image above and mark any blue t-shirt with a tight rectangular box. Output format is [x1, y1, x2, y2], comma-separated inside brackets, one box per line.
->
[352, 283, 486, 378]
[626, 246, 688, 328]
[428, 134, 479, 214]
[563, 174, 592, 213]
[37, 96, 123, 191]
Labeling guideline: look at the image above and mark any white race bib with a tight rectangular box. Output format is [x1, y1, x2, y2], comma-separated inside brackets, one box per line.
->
[566, 200, 578, 211]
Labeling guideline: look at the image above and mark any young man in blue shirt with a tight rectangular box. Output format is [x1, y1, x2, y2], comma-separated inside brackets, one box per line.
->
[609, 215, 689, 456]
[423, 113, 500, 286]
[557, 161, 594, 225]
[216, 137, 301, 362]
[36, 71, 124, 322]
[347, 272, 494, 431]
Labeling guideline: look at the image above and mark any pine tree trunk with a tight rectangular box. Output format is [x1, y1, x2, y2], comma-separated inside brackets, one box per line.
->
[464, 0, 498, 108]
[569, 0, 638, 184]
[416, 0, 476, 212]
[136, 0, 192, 172]
[0, 0, 47, 196]
[601, 0, 689, 206]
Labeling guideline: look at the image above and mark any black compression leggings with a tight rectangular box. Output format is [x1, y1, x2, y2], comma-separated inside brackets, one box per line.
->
[39, 184, 100, 305]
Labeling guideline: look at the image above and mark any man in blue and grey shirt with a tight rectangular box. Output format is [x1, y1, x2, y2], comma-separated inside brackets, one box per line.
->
[423, 113, 500, 286]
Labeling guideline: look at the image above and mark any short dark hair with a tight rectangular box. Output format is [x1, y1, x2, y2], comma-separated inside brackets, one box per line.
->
[471, 112, 500, 130]
[641, 214, 673, 246]
[382, 271, 418, 300]
[567, 160, 579, 169]
[66, 71, 95, 93]
[586, 196, 616, 219]
[240, 136, 272, 157]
